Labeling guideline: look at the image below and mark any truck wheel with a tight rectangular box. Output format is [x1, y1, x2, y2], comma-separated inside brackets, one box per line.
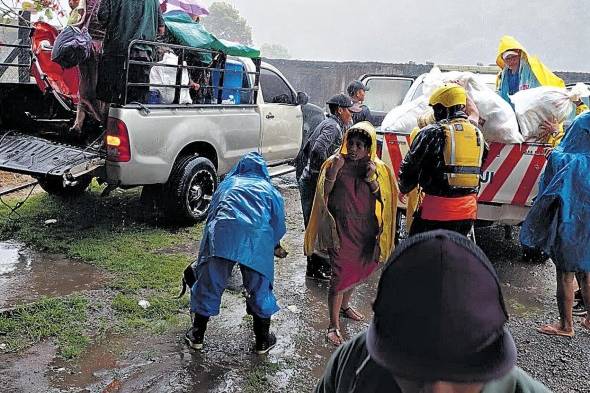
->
[165, 155, 217, 223]
[394, 209, 408, 245]
[37, 175, 92, 197]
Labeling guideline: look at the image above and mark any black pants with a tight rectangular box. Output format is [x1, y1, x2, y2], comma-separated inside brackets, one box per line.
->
[298, 175, 318, 229]
[409, 213, 473, 237]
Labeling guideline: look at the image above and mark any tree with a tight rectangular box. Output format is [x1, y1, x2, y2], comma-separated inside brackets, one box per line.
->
[203, 2, 253, 45]
[260, 43, 291, 59]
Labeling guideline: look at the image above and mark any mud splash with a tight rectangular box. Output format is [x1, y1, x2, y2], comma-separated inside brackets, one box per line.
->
[0, 241, 108, 309]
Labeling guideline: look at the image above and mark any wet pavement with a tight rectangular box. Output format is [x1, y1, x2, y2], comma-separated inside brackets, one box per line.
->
[0, 174, 589, 392]
[0, 241, 108, 310]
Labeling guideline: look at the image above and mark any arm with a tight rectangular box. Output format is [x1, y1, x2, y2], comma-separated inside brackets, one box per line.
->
[270, 190, 287, 246]
[158, 5, 166, 35]
[398, 128, 435, 194]
[323, 155, 344, 199]
[309, 123, 341, 175]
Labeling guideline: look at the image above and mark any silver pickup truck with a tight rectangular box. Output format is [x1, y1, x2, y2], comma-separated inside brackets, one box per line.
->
[0, 36, 324, 222]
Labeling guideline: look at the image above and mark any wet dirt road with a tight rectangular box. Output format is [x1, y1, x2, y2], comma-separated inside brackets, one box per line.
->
[1, 173, 589, 392]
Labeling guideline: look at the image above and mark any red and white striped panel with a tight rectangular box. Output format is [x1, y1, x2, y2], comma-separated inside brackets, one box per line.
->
[381, 134, 547, 208]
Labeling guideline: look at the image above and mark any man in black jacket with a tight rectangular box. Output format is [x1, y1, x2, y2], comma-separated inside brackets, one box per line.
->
[347, 80, 373, 124]
[296, 93, 358, 280]
[315, 230, 550, 393]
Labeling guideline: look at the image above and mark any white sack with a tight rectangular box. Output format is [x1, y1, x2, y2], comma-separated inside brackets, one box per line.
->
[511, 87, 576, 141]
[381, 95, 429, 133]
[149, 52, 192, 104]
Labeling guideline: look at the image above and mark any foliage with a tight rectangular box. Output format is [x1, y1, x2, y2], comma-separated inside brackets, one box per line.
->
[12, 0, 66, 19]
[203, 2, 253, 45]
[260, 43, 291, 59]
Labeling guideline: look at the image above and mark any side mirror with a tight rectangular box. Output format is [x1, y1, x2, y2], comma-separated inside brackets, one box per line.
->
[297, 91, 309, 106]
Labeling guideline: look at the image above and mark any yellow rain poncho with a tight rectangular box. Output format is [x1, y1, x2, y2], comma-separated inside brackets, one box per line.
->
[496, 35, 565, 146]
[304, 122, 397, 263]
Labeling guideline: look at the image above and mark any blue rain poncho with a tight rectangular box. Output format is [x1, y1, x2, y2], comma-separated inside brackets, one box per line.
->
[520, 112, 590, 272]
[197, 152, 286, 282]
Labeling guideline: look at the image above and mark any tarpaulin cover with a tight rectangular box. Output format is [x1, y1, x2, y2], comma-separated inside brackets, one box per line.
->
[197, 152, 286, 282]
[163, 12, 260, 59]
[520, 112, 590, 272]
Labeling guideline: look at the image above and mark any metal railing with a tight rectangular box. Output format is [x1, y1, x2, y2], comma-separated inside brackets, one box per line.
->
[123, 39, 261, 106]
[0, 12, 33, 83]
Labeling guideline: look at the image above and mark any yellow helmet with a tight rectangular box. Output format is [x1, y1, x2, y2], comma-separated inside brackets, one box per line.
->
[428, 83, 467, 108]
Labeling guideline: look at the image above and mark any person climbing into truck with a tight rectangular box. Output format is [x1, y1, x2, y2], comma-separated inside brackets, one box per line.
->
[185, 152, 287, 354]
[398, 83, 488, 237]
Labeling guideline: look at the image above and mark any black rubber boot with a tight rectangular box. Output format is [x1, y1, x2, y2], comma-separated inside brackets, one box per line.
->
[185, 313, 209, 350]
[253, 316, 277, 354]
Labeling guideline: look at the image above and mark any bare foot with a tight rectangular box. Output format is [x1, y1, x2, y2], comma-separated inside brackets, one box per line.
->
[537, 323, 574, 337]
[580, 319, 590, 332]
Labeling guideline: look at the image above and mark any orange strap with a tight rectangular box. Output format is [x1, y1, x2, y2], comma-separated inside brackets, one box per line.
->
[420, 194, 477, 221]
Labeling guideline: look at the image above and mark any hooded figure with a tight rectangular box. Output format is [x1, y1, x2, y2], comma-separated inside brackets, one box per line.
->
[521, 112, 590, 337]
[186, 152, 286, 354]
[305, 121, 396, 346]
[496, 35, 565, 145]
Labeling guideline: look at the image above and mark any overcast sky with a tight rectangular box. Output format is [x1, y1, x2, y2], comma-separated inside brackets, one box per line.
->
[201, 0, 589, 72]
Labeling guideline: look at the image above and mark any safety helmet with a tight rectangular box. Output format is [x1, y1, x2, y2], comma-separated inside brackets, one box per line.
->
[429, 83, 467, 108]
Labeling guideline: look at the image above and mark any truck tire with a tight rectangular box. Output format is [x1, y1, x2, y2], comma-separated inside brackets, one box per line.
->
[37, 175, 92, 197]
[164, 155, 217, 223]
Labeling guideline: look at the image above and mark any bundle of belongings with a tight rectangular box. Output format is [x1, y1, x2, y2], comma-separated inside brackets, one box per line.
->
[381, 67, 590, 144]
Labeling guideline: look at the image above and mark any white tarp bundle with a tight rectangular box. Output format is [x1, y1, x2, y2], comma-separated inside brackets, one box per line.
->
[149, 52, 192, 104]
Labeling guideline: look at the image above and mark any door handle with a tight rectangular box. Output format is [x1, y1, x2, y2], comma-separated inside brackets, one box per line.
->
[266, 113, 275, 119]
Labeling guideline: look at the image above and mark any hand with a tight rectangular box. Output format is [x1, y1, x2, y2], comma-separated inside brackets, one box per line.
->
[540, 118, 558, 138]
[365, 161, 376, 182]
[274, 244, 288, 258]
[158, 26, 166, 36]
[190, 82, 200, 91]
[544, 146, 553, 158]
[326, 154, 345, 179]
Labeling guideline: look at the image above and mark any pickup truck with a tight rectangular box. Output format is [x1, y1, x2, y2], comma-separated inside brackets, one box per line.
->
[359, 67, 549, 243]
[0, 24, 324, 222]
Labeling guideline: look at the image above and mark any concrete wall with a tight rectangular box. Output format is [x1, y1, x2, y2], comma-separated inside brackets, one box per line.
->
[265, 58, 590, 106]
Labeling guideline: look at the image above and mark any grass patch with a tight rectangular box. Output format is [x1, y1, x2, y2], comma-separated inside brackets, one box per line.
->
[244, 361, 282, 393]
[0, 185, 203, 355]
[0, 296, 89, 358]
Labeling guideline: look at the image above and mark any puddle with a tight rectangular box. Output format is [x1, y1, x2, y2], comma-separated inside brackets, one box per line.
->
[0, 241, 108, 309]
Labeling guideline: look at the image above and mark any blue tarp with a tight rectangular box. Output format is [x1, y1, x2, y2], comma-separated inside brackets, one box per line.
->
[197, 152, 286, 282]
[520, 112, 590, 272]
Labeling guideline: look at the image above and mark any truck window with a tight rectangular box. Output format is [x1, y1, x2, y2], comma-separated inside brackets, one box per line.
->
[260, 68, 295, 104]
[364, 77, 413, 112]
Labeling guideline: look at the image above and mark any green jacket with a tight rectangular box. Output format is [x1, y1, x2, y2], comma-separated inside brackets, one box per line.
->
[97, 0, 164, 56]
[315, 333, 551, 393]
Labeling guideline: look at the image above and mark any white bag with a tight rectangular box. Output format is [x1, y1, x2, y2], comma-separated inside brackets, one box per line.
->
[510, 87, 577, 141]
[381, 95, 429, 133]
[149, 52, 192, 104]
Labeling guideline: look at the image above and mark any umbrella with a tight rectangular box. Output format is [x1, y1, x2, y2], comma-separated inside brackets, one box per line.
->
[160, 0, 209, 17]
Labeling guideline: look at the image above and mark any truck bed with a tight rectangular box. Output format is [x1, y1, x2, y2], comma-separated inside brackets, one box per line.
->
[0, 132, 104, 178]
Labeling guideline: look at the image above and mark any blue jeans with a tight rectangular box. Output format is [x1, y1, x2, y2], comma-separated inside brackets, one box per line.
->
[190, 256, 279, 318]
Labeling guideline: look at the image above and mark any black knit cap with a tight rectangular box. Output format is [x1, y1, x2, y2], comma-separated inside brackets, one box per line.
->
[366, 230, 517, 383]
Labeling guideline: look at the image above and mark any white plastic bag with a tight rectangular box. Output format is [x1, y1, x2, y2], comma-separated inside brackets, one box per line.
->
[149, 52, 192, 104]
[381, 95, 429, 133]
[511, 87, 576, 141]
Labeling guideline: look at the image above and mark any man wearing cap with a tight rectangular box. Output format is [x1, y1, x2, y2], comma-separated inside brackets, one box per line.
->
[296, 93, 359, 280]
[347, 80, 373, 125]
[315, 230, 550, 393]
[399, 83, 487, 236]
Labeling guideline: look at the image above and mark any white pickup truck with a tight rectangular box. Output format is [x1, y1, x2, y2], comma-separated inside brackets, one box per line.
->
[359, 66, 549, 237]
[0, 34, 324, 222]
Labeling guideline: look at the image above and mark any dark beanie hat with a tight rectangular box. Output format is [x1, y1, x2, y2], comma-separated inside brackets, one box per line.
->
[366, 230, 517, 383]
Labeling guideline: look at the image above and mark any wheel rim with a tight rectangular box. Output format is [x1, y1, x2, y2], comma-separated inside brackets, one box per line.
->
[186, 169, 215, 218]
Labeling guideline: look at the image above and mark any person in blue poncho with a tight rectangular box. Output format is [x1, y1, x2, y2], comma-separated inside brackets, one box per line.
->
[520, 112, 590, 337]
[185, 152, 287, 354]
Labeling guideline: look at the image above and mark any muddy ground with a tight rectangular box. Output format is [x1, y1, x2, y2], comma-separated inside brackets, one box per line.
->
[0, 173, 589, 392]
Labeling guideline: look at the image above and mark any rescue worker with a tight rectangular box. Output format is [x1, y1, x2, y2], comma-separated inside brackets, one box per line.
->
[185, 152, 286, 354]
[347, 80, 373, 124]
[296, 93, 359, 280]
[496, 35, 564, 146]
[398, 83, 488, 237]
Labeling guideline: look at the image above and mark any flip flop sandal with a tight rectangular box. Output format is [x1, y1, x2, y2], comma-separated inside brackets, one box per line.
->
[326, 328, 343, 346]
[580, 319, 590, 332]
[340, 307, 365, 321]
[537, 324, 574, 338]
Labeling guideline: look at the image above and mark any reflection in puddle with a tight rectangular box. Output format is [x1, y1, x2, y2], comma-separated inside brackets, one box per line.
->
[0, 241, 108, 309]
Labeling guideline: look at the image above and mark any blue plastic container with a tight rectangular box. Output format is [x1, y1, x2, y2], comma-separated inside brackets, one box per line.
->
[211, 60, 244, 104]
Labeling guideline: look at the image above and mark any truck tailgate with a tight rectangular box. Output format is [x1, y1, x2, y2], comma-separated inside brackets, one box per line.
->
[379, 132, 547, 208]
[0, 132, 104, 178]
